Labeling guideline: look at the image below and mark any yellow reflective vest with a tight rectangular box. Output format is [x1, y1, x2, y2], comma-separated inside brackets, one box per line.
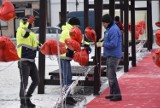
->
[60, 22, 89, 60]
[16, 20, 39, 62]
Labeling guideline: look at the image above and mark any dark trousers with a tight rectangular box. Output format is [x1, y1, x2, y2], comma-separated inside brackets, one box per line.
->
[106, 57, 121, 98]
[18, 61, 40, 99]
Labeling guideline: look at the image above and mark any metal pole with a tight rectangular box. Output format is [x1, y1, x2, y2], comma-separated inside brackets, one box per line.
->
[55, 27, 64, 108]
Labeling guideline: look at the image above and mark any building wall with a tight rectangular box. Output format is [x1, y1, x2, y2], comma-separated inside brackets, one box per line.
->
[0, 0, 39, 38]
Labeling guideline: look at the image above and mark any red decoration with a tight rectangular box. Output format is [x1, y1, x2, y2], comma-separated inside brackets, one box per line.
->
[135, 31, 139, 40]
[0, 1, 16, 21]
[155, 22, 160, 27]
[69, 27, 82, 43]
[73, 48, 89, 66]
[153, 49, 160, 67]
[0, 36, 19, 62]
[85, 26, 97, 43]
[155, 30, 160, 46]
[40, 39, 66, 55]
[65, 38, 81, 51]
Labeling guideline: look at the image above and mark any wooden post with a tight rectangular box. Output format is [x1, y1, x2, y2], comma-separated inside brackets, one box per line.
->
[94, 0, 102, 95]
[124, 0, 129, 72]
[109, 0, 115, 20]
[147, 0, 153, 50]
[38, 0, 47, 94]
[131, 0, 136, 67]
[60, 0, 67, 28]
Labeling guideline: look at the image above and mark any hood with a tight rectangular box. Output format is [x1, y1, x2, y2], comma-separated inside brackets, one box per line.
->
[61, 22, 73, 31]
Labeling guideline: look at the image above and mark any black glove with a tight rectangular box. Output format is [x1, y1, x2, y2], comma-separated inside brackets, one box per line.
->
[66, 48, 74, 59]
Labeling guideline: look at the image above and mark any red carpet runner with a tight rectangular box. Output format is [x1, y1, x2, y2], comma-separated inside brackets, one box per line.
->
[86, 52, 160, 108]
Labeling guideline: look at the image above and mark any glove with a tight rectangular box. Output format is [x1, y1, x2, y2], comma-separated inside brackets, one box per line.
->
[96, 42, 103, 47]
[99, 37, 104, 42]
[37, 43, 42, 51]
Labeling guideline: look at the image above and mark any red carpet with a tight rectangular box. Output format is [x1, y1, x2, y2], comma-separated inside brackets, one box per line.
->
[86, 52, 160, 108]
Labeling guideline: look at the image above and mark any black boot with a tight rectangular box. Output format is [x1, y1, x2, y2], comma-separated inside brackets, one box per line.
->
[26, 98, 36, 107]
[20, 99, 27, 108]
[66, 97, 77, 104]
[26, 94, 36, 107]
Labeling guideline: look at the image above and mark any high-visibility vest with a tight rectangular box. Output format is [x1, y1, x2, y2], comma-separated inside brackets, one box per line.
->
[16, 20, 39, 62]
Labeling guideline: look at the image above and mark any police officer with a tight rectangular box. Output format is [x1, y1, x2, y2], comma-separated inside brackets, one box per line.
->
[16, 15, 40, 107]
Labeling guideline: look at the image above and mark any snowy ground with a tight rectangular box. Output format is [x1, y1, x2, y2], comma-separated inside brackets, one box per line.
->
[0, 41, 154, 108]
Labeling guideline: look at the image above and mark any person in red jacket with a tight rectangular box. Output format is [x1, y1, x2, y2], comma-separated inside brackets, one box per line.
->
[115, 16, 123, 32]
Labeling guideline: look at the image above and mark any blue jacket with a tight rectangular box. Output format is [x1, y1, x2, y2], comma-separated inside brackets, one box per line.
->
[103, 23, 122, 58]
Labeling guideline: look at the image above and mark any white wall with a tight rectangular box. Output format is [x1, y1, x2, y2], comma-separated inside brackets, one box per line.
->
[50, 1, 84, 27]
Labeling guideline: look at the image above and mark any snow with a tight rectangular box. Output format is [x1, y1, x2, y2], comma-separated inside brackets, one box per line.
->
[0, 45, 126, 108]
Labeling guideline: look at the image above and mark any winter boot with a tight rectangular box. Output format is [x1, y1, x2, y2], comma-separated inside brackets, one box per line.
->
[25, 94, 36, 107]
[20, 99, 27, 108]
[26, 98, 36, 107]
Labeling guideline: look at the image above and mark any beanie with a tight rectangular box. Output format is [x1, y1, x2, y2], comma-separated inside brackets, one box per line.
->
[101, 14, 112, 23]
[115, 16, 120, 22]
[68, 17, 80, 26]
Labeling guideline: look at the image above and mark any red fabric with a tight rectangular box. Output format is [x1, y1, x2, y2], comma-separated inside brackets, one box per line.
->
[65, 38, 81, 51]
[85, 27, 97, 43]
[138, 20, 146, 30]
[0, 1, 15, 21]
[27, 16, 35, 23]
[73, 48, 89, 66]
[115, 22, 123, 30]
[0, 36, 19, 62]
[136, 24, 145, 35]
[128, 23, 132, 31]
[153, 49, 160, 67]
[87, 53, 160, 108]
[69, 27, 82, 43]
[135, 31, 139, 40]
[155, 21, 160, 27]
[40, 39, 66, 55]
[155, 30, 160, 46]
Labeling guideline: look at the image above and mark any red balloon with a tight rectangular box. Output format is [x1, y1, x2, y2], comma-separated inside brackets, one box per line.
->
[70, 27, 82, 43]
[155, 22, 160, 27]
[65, 38, 81, 51]
[40, 39, 66, 55]
[0, 36, 19, 62]
[155, 30, 160, 46]
[153, 49, 160, 67]
[0, 48, 3, 61]
[85, 26, 97, 43]
[0, 1, 16, 21]
[73, 49, 89, 66]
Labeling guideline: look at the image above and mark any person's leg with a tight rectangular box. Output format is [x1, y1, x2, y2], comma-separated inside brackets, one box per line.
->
[18, 61, 30, 105]
[26, 62, 40, 107]
[27, 62, 40, 95]
[60, 59, 72, 86]
[106, 57, 121, 100]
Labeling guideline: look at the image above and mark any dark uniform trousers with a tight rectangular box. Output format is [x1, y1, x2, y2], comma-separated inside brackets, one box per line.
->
[18, 61, 40, 99]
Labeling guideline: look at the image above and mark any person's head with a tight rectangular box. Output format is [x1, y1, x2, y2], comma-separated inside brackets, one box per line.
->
[115, 16, 120, 22]
[68, 17, 80, 27]
[21, 15, 33, 29]
[101, 14, 113, 28]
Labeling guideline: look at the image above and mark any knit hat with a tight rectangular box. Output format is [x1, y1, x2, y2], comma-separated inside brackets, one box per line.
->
[68, 17, 80, 26]
[101, 14, 112, 23]
[115, 16, 120, 22]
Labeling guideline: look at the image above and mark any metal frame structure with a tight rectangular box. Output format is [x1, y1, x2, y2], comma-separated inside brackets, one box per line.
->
[38, 0, 157, 94]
